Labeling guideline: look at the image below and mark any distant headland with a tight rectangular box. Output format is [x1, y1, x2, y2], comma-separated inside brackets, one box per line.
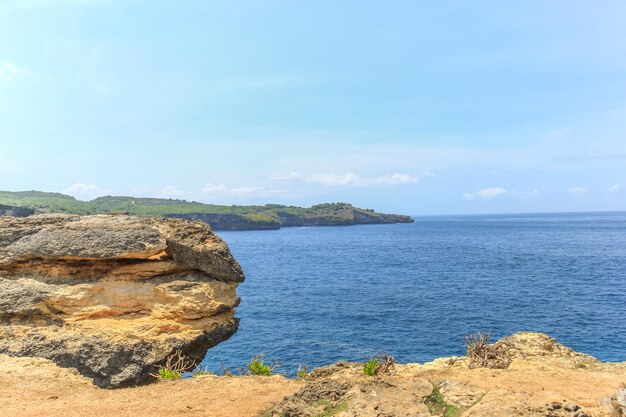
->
[0, 190, 413, 231]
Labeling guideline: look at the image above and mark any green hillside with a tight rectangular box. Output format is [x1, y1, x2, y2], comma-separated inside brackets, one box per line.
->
[0, 191, 414, 230]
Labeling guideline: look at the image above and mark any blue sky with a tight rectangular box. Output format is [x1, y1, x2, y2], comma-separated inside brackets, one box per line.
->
[1, 0, 625, 214]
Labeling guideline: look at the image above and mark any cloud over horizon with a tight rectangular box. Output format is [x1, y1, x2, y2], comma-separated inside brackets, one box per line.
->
[0, 61, 29, 81]
[462, 188, 540, 200]
[462, 187, 508, 200]
[63, 183, 107, 200]
[568, 187, 588, 194]
[275, 172, 429, 187]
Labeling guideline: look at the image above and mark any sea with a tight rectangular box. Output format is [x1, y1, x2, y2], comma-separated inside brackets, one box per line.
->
[201, 211, 626, 374]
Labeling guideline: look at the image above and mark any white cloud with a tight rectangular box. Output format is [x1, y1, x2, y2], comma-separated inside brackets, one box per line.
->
[462, 187, 507, 200]
[275, 171, 428, 187]
[511, 189, 540, 198]
[0, 61, 29, 81]
[308, 173, 361, 186]
[200, 182, 227, 193]
[609, 184, 621, 192]
[463, 187, 541, 200]
[200, 182, 282, 200]
[477, 187, 507, 198]
[229, 186, 266, 196]
[371, 173, 423, 185]
[159, 185, 186, 198]
[568, 186, 588, 194]
[476, 187, 508, 198]
[63, 183, 106, 200]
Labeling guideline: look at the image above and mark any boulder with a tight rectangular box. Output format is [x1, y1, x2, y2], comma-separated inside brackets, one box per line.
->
[0, 214, 244, 388]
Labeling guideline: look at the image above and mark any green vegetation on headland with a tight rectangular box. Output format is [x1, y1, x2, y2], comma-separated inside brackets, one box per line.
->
[0, 190, 414, 230]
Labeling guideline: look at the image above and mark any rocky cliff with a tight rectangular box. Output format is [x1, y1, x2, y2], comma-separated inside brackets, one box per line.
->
[166, 213, 281, 230]
[0, 214, 244, 388]
[0, 204, 35, 217]
[266, 332, 626, 417]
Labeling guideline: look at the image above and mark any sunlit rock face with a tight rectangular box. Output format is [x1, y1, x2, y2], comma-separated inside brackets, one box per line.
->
[0, 214, 244, 388]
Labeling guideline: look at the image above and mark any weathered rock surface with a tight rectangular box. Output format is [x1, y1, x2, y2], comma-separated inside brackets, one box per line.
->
[266, 333, 626, 417]
[614, 388, 626, 416]
[0, 204, 35, 217]
[166, 213, 280, 230]
[0, 214, 244, 388]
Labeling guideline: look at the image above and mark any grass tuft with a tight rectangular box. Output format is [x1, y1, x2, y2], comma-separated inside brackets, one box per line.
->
[246, 353, 273, 376]
[363, 358, 380, 376]
[424, 383, 461, 417]
[313, 400, 348, 417]
[297, 364, 310, 378]
[363, 353, 396, 376]
[191, 366, 213, 377]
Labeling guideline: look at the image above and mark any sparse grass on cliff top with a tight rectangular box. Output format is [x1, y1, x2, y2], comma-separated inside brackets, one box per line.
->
[312, 400, 348, 416]
[191, 366, 213, 378]
[363, 358, 379, 376]
[424, 382, 461, 417]
[247, 354, 275, 376]
[296, 364, 310, 378]
[363, 353, 396, 376]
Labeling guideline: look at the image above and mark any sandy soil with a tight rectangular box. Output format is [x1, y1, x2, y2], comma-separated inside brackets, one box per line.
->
[0, 355, 303, 417]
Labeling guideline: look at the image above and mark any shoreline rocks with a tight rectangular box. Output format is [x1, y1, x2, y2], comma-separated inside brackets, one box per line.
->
[0, 204, 35, 217]
[0, 214, 244, 388]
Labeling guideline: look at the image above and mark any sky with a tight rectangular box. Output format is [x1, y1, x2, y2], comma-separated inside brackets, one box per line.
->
[0, 0, 625, 215]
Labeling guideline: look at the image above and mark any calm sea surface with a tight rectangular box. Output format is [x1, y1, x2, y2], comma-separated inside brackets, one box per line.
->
[202, 212, 626, 373]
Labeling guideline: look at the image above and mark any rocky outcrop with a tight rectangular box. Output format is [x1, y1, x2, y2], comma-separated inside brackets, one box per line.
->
[0, 214, 244, 388]
[267, 333, 626, 417]
[0, 204, 35, 217]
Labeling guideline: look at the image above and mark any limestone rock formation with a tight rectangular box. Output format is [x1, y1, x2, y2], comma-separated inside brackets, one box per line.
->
[0, 214, 244, 388]
[266, 332, 626, 417]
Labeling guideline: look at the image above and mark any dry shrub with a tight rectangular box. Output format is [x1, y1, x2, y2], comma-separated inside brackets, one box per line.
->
[375, 353, 396, 376]
[151, 350, 195, 380]
[464, 331, 512, 369]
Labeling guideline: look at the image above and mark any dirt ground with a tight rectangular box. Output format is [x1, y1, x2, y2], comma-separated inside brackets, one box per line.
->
[2, 333, 626, 417]
[0, 355, 303, 417]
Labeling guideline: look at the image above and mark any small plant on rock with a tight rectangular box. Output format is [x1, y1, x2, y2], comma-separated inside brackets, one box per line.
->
[157, 368, 183, 380]
[363, 353, 396, 376]
[313, 400, 348, 416]
[363, 358, 380, 376]
[247, 353, 273, 376]
[191, 366, 213, 377]
[152, 350, 194, 381]
[425, 382, 460, 417]
[296, 364, 310, 378]
[219, 361, 235, 376]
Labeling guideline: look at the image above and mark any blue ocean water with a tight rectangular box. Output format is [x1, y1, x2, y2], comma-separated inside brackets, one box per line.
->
[202, 212, 626, 374]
